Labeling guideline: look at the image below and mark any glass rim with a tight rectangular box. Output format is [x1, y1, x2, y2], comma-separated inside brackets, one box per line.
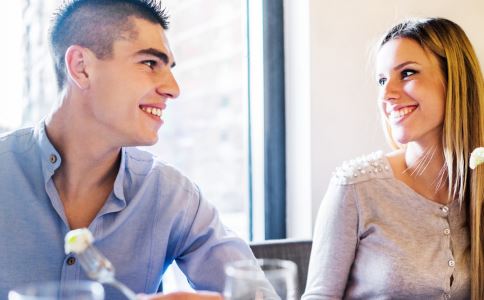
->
[225, 258, 297, 280]
[8, 280, 104, 300]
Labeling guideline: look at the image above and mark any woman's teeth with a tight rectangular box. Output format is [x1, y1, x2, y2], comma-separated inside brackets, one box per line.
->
[141, 106, 162, 117]
[389, 106, 416, 119]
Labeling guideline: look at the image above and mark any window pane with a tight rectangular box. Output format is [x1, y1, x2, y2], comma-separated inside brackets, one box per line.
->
[0, 1, 60, 133]
[0, 0, 251, 240]
[1, 0, 251, 293]
[0, 2, 24, 131]
[143, 0, 250, 240]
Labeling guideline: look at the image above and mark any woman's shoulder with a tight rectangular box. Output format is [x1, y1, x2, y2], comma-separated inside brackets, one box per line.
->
[332, 151, 394, 186]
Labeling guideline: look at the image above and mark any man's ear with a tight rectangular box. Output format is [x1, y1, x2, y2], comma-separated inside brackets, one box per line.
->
[64, 45, 92, 90]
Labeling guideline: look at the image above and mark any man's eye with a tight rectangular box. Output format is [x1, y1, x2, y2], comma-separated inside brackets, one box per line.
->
[378, 78, 387, 86]
[142, 60, 157, 69]
[401, 69, 417, 79]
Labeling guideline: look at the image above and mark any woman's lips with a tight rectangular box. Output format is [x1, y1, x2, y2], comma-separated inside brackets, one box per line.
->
[387, 105, 418, 123]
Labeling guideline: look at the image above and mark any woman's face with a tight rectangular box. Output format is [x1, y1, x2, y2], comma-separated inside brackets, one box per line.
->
[376, 37, 446, 147]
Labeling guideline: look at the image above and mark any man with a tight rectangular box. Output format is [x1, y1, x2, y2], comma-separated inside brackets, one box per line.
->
[0, 0, 256, 298]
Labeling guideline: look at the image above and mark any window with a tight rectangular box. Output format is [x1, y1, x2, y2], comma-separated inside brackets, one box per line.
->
[0, 0, 287, 245]
[0, 0, 255, 241]
[0, 2, 24, 132]
[1, 0, 288, 292]
[144, 0, 251, 240]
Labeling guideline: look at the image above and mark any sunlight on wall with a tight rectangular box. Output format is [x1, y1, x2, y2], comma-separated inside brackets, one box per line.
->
[0, 3, 23, 130]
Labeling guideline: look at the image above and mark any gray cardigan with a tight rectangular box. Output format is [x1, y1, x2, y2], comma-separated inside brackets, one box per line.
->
[303, 152, 470, 300]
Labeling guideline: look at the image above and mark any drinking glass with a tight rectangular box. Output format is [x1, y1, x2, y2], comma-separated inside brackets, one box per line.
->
[224, 258, 298, 300]
[8, 280, 104, 300]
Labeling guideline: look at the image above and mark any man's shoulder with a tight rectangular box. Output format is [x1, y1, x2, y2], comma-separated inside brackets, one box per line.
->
[0, 127, 36, 156]
[124, 147, 180, 175]
[124, 147, 196, 192]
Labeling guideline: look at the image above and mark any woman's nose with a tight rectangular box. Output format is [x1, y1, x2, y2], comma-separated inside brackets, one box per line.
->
[381, 78, 400, 102]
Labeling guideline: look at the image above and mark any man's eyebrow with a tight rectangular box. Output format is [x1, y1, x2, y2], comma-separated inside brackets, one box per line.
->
[135, 48, 176, 68]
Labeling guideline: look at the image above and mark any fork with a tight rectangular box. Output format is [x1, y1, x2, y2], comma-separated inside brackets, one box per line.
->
[76, 244, 138, 300]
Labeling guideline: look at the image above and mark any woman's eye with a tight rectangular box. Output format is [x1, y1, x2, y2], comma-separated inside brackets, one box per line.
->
[378, 78, 387, 86]
[401, 69, 417, 79]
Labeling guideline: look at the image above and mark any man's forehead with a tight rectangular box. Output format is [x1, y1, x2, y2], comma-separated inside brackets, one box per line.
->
[129, 17, 168, 40]
[115, 18, 174, 60]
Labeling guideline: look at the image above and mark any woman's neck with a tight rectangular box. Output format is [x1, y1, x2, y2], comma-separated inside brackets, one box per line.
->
[404, 142, 450, 204]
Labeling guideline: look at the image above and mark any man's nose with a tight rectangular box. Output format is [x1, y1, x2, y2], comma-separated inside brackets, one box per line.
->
[156, 70, 180, 99]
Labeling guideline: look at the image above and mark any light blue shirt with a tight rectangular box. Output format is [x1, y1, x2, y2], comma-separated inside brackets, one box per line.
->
[0, 122, 255, 299]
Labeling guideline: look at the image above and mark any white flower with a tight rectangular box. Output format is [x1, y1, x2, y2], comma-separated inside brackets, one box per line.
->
[470, 147, 484, 169]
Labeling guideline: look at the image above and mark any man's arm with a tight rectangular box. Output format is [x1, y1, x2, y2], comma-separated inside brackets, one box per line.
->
[172, 184, 256, 292]
[138, 291, 222, 300]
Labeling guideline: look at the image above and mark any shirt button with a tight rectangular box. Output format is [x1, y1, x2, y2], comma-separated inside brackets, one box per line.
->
[66, 256, 76, 265]
[49, 154, 57, 164]
[448, 260, 455, 267]
[444, 293, 451, 299]
[444, 228, 451, 235]
[441, 206, 449, 214]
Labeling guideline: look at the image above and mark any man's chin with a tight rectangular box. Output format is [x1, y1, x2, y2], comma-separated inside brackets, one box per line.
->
[141, 137, 159, 147]
[126, 136, 159, 148]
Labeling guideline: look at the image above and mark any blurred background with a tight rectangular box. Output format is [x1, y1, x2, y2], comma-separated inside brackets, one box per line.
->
[1, 0, 483, 244]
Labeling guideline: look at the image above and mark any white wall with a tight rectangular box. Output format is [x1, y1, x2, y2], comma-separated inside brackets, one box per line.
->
[285, 0, 484, 238]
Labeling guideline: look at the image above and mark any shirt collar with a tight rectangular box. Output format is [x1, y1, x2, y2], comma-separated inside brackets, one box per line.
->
[35, 119, 62, 184]
[112, 148, 126, 202]
[96, 148, 127, 217]
[35, 119, 127, 204]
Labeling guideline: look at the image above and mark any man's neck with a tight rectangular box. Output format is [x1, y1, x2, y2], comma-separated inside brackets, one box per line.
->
[45, 106, 123, 229]
[45, 104, 122, 203]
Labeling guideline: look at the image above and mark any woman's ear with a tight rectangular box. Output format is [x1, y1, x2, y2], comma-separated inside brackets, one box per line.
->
[64, 45, 91, 90]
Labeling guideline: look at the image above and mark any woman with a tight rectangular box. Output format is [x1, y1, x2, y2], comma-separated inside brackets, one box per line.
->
[303, 18, 483, 299]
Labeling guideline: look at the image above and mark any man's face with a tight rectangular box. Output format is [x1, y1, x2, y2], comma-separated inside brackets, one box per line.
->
[84, 17, 180, 147]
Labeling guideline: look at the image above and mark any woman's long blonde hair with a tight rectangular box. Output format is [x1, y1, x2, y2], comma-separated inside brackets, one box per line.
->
[379, 18, 484, 299]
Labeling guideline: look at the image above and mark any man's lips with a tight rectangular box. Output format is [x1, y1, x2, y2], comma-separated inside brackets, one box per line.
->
[139, 103, 166, 118]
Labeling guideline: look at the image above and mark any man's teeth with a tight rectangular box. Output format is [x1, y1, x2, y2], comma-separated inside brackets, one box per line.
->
[141, 106, 162, 117]
[389, 106, 416, 119]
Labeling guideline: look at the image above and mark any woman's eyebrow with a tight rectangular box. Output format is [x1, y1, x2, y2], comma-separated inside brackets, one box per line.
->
[377, 61, 419, 77]
[393, 61, 418, 70]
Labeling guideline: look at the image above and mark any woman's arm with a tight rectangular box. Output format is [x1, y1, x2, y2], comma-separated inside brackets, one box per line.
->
[302, 179, 359, 299]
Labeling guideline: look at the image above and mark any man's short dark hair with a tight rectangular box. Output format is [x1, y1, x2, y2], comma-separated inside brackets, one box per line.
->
[49, 0, 169, 90]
